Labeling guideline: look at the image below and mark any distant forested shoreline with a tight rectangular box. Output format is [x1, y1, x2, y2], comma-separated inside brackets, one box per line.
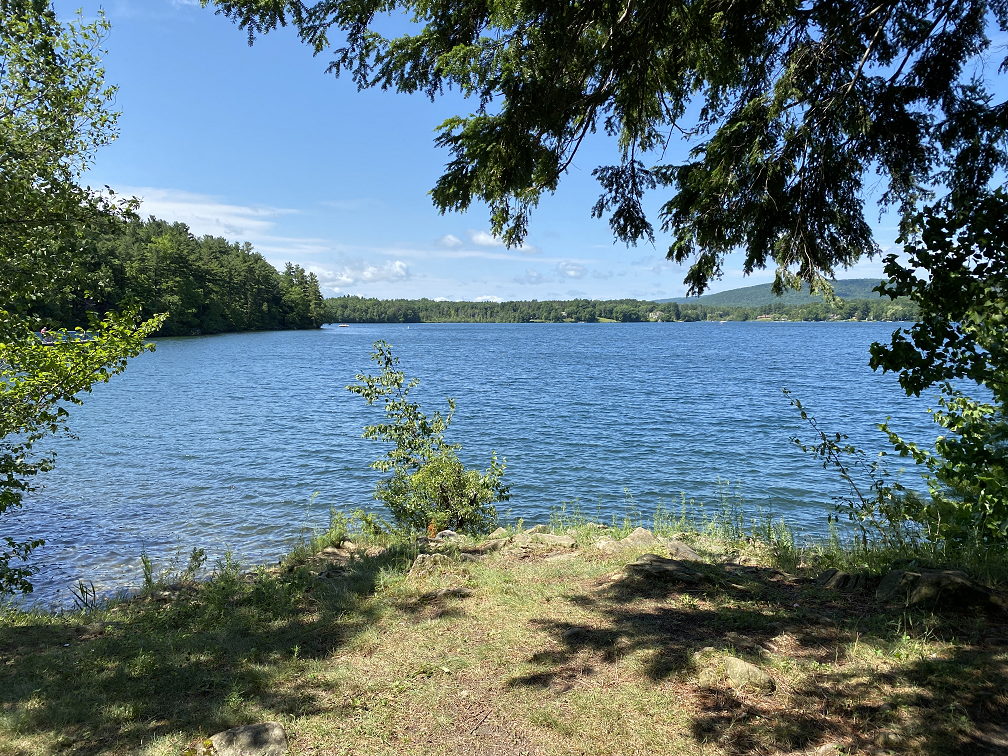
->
[324, 295, 919, 324]
[32, 218, 326, 336]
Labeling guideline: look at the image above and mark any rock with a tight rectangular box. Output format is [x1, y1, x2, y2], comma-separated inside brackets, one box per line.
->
[525, 524, 551, 534]
[625, 553, 703, 584]
[814, 745, 842, 756]
[658, 537, 702, 562]
[435, 529, 459, 540]
[488, 527, 509, 539]
[364, 546, 386, 558]
[596, 528, 658, 555]
[544, 552, 577, 562]
[532, 533, 577, 548]
[562, 626, 590, 642]
[623, 527, 658, 549]
[471, 538, 508, 554]
[459, 553, 481, 562]
[817, 568, 872, 592]
[201, 722, 288, 756]
[512, 532, 532, 547]
[697, 667, 719, 689]
[723, 655, 775, 692]
[877, 568, 1007, 612]
[409, 553, 452, 576]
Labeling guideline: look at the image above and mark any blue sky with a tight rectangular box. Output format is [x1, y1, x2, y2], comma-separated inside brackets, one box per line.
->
[57, 0, 898, 301]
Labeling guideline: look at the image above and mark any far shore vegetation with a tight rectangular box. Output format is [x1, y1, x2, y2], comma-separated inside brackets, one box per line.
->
[324, 293, 918, 325]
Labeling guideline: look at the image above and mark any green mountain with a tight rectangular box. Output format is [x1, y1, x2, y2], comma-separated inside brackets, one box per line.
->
[656, 278, 883, 307]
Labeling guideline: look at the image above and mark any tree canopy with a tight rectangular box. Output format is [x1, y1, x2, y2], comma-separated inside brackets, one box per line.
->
[0, 2, 163, 594]
[208, 0, 1006, 295]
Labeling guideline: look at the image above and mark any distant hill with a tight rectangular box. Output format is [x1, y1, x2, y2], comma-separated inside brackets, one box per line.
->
[655, 278, 883, 307]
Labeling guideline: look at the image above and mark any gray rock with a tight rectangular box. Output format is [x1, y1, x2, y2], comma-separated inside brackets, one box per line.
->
[525, 524, 551, 534]
[459, 553, 481, 562]
[723, 655, 775, 692]
[876, 569, 918, 602]
[471, 538, 508, 554]
[488, 527, 509, 539]
[877, 568, 1007, 612]
[817, 568, 872, 592]
[512, 532, 532, 547]
[658, 537, 702, 562]
[532, 533, 577, 548]
[623, 527, 658, 549]
[435, 529, 459, 540]
[409, 553, 452, 576]
[203, 722, 288, 756]
[625, 553, 702, 584]
[696, 667, 719, 689]
[595, 536, 619, 553]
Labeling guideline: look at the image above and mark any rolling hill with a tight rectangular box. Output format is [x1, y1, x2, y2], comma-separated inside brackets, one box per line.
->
[655, 278, 884, 307]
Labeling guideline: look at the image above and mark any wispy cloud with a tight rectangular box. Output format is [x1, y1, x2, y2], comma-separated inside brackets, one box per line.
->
[436, 234, 464, 248]
[592, 269, 615, 280]
[513, 269, 545, 285]
[313, 259, 410, 293]
[555, 261, 587, 279]
[120, 186, 296, 241]
[469, 229, 541, 255]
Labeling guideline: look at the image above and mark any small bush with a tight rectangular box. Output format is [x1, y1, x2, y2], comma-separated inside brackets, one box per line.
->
[348, 341, 509, 535]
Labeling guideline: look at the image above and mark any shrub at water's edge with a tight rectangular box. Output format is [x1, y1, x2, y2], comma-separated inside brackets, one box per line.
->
[346, 340, 510, 536]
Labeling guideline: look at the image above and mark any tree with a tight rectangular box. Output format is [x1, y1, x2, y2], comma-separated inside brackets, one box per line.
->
[206, 0, 1006, 295]
[1, 2, 164, 594]
[870, 190, 1008, 542]
[347, 341, 508, 534]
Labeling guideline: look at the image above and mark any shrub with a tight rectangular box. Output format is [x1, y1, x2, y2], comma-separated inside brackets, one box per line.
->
[347, 341, 509, 535]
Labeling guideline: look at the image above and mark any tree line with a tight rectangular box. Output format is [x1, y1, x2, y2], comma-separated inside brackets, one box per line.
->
[33, 217, 326, 336]
[324, 295, 918, 324]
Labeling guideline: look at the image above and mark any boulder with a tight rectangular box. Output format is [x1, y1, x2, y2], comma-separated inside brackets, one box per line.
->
[696, 667, 719, 689]
[409, 553, 453, 576]
[817, 568, 872, 592]
[488, 527, 509, 539]
[470, 538, 508, 554]
[596, 527, 659, 555]
[198, 722, 288, 756]
[723, 655, 775, 692]
[658, 537, 702, 562]
[435, 529, 459, 540]
[623, 527, 658, 549]
[525, 524, 551, 534]
[877, 568, 1006, 612]
[625, 553, 702, 584]
[532, 533, 577, 548]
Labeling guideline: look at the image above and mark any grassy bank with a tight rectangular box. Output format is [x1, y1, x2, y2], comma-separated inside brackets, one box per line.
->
[1, 513, 1006, 756]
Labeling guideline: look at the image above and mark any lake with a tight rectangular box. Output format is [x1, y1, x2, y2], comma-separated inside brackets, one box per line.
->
[9, 321, 936, 606]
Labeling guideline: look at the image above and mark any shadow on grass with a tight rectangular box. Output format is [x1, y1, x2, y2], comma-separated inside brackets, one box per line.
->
[513, 564, 1008, 755]
[0, 547, 411, 756]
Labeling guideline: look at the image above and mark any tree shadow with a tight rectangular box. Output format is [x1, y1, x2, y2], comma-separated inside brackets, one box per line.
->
[509, 564, 1008, 755]
[0, 547, 409, 756]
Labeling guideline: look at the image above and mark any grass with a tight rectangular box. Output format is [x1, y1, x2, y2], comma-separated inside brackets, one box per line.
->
[1, 505, 1007, 756]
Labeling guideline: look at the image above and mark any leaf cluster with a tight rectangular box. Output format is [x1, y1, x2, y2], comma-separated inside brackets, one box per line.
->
[208, 0, 1008, 295]
[347, 340, 508, 534]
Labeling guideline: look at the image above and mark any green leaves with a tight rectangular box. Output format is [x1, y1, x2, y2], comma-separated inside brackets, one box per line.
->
[347, 340, 509, 534]
[209, 0, 1007, 295]
[871, 190, 1008, 543]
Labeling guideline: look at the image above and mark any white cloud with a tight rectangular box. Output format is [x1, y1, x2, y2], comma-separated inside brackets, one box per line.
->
[555, 261, 587, 279]
[469, 229, 541, 255]
[469, 230, 503, 247]
[313, 259, 410, 292]
[475, 295, 503, 302]
[436, 234, 464, 248]
[120, 186, 296, 242]
[513, 269, 545, 285]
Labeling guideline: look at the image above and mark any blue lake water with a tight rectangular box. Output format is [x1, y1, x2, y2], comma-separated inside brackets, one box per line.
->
[8, 321, 938, 606]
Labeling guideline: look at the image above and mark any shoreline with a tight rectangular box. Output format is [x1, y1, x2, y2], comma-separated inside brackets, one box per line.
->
[2, 518, 1006, 755]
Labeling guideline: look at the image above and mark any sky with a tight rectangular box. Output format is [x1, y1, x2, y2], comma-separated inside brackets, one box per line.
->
[54, 0, 898, 301]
